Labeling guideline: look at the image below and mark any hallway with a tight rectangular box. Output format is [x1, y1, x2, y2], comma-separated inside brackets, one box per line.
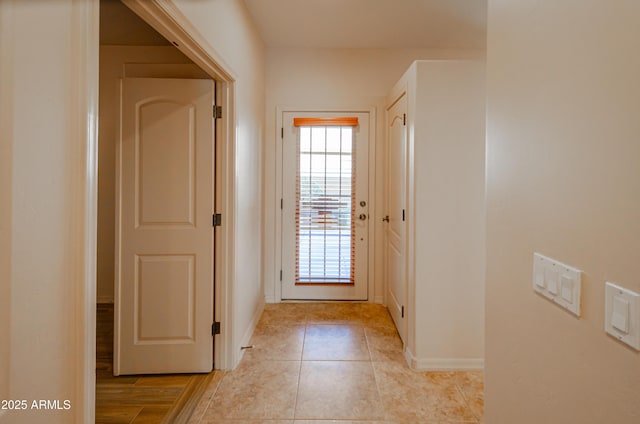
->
[188, 303, 484, 423]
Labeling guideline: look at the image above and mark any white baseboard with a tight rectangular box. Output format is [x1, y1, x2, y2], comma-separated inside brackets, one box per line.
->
[374, 295, 384, 304]
[236, 300, 265, 365]
[97, 296, 114, 304]
[405, 347, 484, 371]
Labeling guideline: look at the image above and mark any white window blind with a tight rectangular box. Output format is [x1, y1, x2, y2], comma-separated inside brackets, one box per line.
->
[295, 120, 357, 285]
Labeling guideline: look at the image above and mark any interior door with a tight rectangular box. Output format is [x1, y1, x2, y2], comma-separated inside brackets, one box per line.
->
[115, 77, 214, 375]
[281, 111, 370, 300]
[386, 94, 407, 343]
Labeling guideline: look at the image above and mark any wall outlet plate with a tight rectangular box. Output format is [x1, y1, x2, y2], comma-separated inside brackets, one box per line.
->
[533, 253, 582, 317]
[605, 281, 640, 351]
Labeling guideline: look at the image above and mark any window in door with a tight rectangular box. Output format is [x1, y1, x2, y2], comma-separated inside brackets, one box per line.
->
[296, 122, 355, 285]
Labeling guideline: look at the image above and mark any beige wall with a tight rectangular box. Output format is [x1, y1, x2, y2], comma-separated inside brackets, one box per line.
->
[97, 45, 195, 303]
[406, 61, 486, 367]
[1, 0, 264, 421]
[0, 0, 98, 422]
[0, 0, 12, 409]
[486, 1, 640, 422]
[264, 48, 484, 303]
[172, 0, 266, 362]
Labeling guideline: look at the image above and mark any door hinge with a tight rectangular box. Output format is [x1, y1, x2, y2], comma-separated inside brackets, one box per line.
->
[212, 322, 221, 335]
[280, 270, 283, 281]
[212, 213, 222, 227]
[402, 209, 405, 222]
[281, 127, 284, 139]
[403, 113, 406, 126]
[213, 105, 222, 119]
[280, 198, 283, 210]
[401, 306, 405, 318]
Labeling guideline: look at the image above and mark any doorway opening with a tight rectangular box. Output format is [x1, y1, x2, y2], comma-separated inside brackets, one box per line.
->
[96, 0, 234, 421]
[280, 111, 374, 301]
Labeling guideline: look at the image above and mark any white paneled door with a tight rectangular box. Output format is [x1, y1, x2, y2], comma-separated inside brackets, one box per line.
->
[386, 94, 407, 343]
[281, 111, 370, 300]
[115, 78, 215, 375]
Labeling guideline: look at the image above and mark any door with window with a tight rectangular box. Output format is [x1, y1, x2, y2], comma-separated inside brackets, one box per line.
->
[281, 111, 370, 300]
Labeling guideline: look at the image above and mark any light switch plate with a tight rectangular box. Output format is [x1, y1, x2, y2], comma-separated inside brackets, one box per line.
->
[533, 253, 582, 317]
[605, 282, 640, 351]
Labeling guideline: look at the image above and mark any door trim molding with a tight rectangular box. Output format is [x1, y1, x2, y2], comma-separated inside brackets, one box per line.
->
[75, 2, 100, 422]
[122, 0, 237, 371]
[274, 106, 377, 303]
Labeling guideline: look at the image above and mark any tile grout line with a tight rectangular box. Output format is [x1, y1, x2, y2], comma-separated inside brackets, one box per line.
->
[291, 312, 309, 420]
[365, 321, 388, 422]
[362, 323, 374, 362]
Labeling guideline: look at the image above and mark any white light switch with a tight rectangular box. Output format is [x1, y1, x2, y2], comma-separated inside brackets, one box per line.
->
[605, 282, 640, 351]
[535, 270, 545, 289]
[546, 268, 559, 295]
[611, 296, 630, 333]
[532, 253, 582, 317]
[561, 275, 574, 302]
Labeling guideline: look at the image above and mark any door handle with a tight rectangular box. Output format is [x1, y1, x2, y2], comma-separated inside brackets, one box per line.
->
[382, 215, 389, 222]
[359, 214, 367, 221]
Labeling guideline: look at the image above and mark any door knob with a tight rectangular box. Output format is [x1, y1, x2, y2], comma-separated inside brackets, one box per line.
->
[359, 214, 367, 221]
[382, 215, 389, 222]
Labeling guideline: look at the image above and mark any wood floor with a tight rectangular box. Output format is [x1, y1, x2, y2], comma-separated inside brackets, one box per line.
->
[96, 303, 215, 424]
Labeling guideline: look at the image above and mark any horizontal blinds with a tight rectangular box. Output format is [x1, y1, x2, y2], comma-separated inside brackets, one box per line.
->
[295, 125, 356, 285]
[294, 117, 359, 127]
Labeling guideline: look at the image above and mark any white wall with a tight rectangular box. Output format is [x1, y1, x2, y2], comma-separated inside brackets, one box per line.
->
[486, 1, 640, 422]
[264, 48, 484, 303]
[407, 61, 486, 367]
[97, 45, 196, 303]
[0, 0, 98, 422]
[172, 0, 266, 363]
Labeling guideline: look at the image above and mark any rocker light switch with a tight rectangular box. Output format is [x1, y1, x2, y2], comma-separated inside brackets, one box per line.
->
[611, 296, 630, 333]
[605, 282, 640, 351]
[546, 268, 559, 295]
[561, 275, 574, 302]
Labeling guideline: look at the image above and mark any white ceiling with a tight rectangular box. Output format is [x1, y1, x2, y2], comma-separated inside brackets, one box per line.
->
[243, 0, 487, 49]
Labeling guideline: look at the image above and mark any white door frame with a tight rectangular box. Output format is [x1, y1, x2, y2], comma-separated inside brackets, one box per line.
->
[274, 106, 377, 302]
[122, 0, 238, 372]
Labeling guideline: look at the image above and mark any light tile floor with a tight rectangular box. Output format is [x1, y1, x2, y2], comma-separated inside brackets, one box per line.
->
[189, 303, 484, 424]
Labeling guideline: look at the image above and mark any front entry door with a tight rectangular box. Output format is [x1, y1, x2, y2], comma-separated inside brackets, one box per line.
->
[281, 111, 370, 300]
[115, 78, 215, 375]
